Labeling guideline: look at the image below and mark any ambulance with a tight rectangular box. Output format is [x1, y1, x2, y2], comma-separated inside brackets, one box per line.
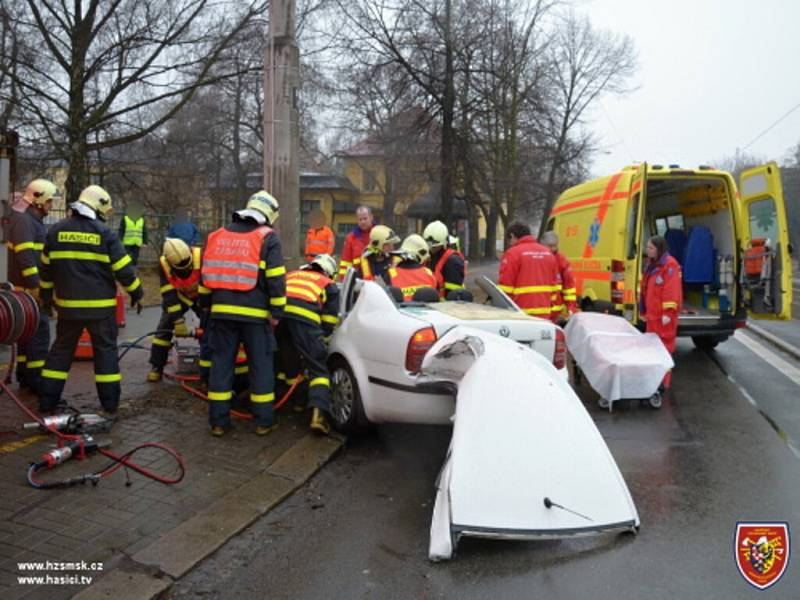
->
[546, 163, 793, 350]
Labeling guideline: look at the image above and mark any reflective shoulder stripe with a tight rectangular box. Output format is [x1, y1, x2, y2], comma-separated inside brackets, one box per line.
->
[22, 266, 39, 277]
[284, 304, 322, 323]
[198, 285, 211, 294]
[166, 304, 183, 313]
[49, 251, 110, 263]
[125, 278, 142, 292]
[265, 265, 286, 278]
[211, 304, 270, 319]
[112, 254, 132, 272]
[160, 284, 175, 293]
[14, 242, 39, 252]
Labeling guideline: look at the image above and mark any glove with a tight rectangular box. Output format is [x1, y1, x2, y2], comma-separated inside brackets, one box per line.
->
[130, 296, 143, 315]
[661, 315, 671, 326]
[269, 318, 279, 330]
[173, 319, 189, 338]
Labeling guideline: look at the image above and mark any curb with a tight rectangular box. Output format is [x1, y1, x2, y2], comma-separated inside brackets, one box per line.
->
[72, 432, 344, 600]
[745, 322, 800, 362]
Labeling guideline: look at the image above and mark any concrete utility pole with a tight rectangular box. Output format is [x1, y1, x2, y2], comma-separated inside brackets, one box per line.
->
[264, 0, 300, 265]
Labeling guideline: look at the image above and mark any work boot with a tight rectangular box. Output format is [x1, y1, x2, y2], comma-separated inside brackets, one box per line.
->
[255, 423, 279, 436]
[210, 425, 226, 438]
[147, 369, 163, 382]
[310, 408, 330, 435]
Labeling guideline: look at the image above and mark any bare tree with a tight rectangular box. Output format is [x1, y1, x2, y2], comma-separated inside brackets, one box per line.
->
[5, 0, 267, 202]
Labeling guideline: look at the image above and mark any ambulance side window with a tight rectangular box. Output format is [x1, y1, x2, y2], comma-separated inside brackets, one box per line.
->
[545, 218, 555, 232]
[626, 193, 640, 259]
[748, 198, 778, 244]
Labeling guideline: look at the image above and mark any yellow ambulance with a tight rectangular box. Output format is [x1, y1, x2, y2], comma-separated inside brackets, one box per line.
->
[546, 162, 793, 349]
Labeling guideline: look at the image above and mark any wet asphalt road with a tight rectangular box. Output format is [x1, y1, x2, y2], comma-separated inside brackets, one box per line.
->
[170, 335, 800, 600]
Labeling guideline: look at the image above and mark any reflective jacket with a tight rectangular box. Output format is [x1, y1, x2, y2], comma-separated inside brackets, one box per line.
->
[431, 248, 466, 299]
[285, 269, 340, 335]
[338, 226, 371, 280]
[200, 218, 286, 324]
[388, 262, 437, 301]
[551, 251, 577, 319]
[498, 235, 561, 317]
[160, 246, 203, 314]
[304, 226, 335, 262]
[641, 253, 682, 346]
[120, 215, 145, 247]
[40, 214, 143, 319]
[7, 205, 46, 290]
[358, 252, 394, 286]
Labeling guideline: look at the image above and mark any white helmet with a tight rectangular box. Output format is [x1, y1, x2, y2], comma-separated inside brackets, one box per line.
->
[366, 225, 400, 254]
[77, 185, 113, 218]
[163, 238, 193, 270]
[244, 190, 279, 224]
[23, 179, 58, 208]
[398, 234, 430, 264]
[422, 220, 449, 248]
[310, 253, 337, 278]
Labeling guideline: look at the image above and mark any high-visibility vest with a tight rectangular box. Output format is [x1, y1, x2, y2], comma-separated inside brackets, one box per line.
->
[304, 226, 335, 261]
[122, 216, 144, 247]
[202, 226, 272, 291]
[285, 269, 333, 325]
[432, 248, 466, 298]
[160, 247, 202, 300]
[388, 265, 437, 301]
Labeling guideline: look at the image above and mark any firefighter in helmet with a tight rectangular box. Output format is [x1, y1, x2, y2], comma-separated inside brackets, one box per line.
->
[422, 220, 466, 299]
[388, 234, 438, 301]
[357, 224, 400, 285]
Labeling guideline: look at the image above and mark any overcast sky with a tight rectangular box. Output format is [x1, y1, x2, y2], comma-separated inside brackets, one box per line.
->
[575, 0, 800, 176]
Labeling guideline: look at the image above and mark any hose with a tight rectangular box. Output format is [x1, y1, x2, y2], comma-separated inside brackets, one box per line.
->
[117, 330, 175, 361]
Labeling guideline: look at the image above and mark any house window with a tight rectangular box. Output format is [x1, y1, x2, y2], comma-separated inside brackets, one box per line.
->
[363, 169, 377, 192]
[301, 199, 320, 233]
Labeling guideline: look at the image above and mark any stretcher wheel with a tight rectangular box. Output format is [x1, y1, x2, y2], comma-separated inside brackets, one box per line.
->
[648, 392, 662, 409]
[598, 397, 610, 409]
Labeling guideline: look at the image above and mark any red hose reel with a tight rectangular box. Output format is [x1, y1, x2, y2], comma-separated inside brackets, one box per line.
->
[0, 288, 40, 346]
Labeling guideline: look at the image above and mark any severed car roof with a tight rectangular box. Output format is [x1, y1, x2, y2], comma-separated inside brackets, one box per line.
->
[402, 301, 536, 322]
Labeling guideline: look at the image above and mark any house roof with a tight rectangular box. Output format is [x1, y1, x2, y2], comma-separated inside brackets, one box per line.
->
[300, 172, 358, 193]
[336, 137, 384, 158]
[406, 185, 469, 219]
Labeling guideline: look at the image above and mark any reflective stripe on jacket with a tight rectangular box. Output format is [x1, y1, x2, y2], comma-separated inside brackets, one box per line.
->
[551, 251, 577, 318]
[432, 248, 466, 299]
[7, 205, 46, 290]
[202, 226, 272, 291]
[122, 216, 145, 247]
[641, 253, 682, 343]
[338, 227, 371, 280]
[160, 247, 202, 305]
[285, 269, 341, 334]
[497, 235, 561, 317]
[389, 264, 437, 301]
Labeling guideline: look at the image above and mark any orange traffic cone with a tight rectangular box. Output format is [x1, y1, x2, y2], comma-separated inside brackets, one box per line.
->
[75, 329, 93, 360]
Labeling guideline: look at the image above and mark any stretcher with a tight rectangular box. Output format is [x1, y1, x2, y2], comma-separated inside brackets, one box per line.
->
[564, 312, 674, 411]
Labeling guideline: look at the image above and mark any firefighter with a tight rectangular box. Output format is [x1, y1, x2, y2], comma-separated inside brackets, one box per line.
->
[147, 238, 211, 383]
[119, 204, 147, 265]
[7, 179, 58, 393]
[276, 254, 340, 434]
[498, 222, 561, 318]
[388, 234, 437, 301]
[38, 185, 144, 415]
[641, 235, 683, 393]
[357, 224, 400, 285]
[337, 205, 374, 280]
[540, 231, 577, 321]
[304, 209, 335, 262]
[201, 190, 286, 437]
[422, 220, 466, 299]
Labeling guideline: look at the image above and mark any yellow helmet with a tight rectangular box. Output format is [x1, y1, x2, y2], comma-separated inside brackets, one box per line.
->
[77, 185, 113, 217]
[367, 225, 400, 254]
[399, 234, 430, 263]
[23, 179, 58, 207]
[245, 190, 279, 224]
[310, 253, 337, 278]
[422, 220, 449, 248]
[163, 238, 193, 270]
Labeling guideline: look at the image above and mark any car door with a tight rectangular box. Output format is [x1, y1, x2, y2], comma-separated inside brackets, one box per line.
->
[738, 162, 793, 319]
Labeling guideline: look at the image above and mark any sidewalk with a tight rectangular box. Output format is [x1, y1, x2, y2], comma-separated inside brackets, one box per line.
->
[0, 307, 342, 600]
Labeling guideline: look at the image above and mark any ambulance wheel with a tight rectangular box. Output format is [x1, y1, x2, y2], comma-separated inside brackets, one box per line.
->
[598, 397, 610, 409]
[692, 335, 726, 352]
[329, 355, 372, 435]
[648, 391, 662, 409]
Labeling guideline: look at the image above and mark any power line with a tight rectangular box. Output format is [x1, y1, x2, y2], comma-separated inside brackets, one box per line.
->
[742, 99, 800, 151]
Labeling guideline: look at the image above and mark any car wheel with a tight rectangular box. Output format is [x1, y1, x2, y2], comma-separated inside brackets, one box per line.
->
[598, 397, 610, 409]
[329, 356, 372, 435]
[692, 335, 726, 351]
[648, 391, 662, 409]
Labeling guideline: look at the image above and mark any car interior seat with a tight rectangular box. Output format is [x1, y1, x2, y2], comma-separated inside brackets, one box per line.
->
[446, 289, 474, 302]
[411, 287, 440, 303]
[682, 226, 714, 284]
[664, 228, 687, 265]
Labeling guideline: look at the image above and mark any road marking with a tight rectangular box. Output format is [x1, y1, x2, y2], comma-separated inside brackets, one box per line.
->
[734, 330, 800, 387]
[0, 434, 46, 455]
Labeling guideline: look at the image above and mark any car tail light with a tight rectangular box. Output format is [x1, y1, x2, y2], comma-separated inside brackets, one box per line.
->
[553, 327, 566, 370]
[611, 259, 625, 304]
[406, 327, 437, 373]
[735, 319, 747, 329]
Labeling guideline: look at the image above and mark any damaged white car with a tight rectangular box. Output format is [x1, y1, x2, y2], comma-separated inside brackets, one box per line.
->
[328, 272, 567, 433]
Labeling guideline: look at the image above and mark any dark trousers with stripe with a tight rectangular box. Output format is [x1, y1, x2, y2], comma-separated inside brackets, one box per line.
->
[16, 312, 50, 393]
[149, 304, 211, 380]
[39, 315, 121, 412]
[276, 318, 331, 415]
[207, 318, 275, 428]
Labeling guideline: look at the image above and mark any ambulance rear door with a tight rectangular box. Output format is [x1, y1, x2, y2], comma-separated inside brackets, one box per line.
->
[737, 162, 793, 319]
[623, 163, 647, 323]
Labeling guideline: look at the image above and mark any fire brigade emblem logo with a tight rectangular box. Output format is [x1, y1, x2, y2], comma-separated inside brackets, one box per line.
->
[734, 522, 790, 590]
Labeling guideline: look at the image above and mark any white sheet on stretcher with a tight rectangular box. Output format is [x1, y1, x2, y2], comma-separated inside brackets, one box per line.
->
[564, 312, 674, 402]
